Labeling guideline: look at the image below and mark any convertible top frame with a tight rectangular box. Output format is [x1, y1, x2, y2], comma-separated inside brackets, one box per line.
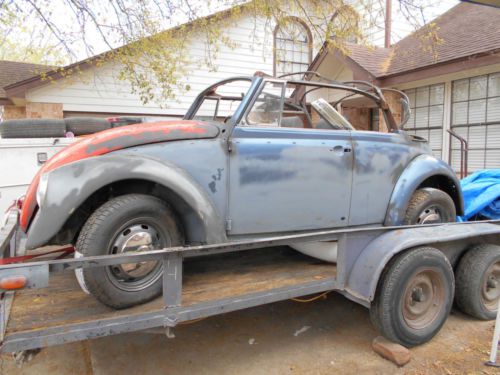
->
[184, 71, 410, 132]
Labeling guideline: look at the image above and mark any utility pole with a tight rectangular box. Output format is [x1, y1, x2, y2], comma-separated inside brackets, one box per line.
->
[385, 0, 392, 48]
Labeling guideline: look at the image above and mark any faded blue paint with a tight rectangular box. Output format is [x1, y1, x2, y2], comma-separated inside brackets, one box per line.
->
[123, 138, 229, 221]
[228, 126, 353, 234]
[384, 154, 464, 226]
[349, 131, 430, 225]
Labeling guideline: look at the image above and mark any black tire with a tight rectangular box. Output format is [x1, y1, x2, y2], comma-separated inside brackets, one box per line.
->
[109, 116, 144, 128]
[0, 119, 66, 138]
[64, 117, 110, 135]
[370, 247, 454, 347]
[455, 244, 500, 320]
[76, 194, 183, 309]
[404, 188, 456, 225]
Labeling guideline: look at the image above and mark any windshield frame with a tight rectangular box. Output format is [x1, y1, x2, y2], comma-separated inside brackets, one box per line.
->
[184, 76, 260, 126]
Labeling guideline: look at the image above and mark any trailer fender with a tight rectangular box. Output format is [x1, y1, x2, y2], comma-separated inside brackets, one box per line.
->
[344, 222, 500, 305]
[25, 154, 226, 249]
[384, 154, 464, 226]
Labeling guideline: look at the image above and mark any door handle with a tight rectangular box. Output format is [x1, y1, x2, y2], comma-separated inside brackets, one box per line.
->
[332, 145, 351, 155]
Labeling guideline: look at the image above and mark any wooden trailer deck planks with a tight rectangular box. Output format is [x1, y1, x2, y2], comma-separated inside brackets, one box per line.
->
[5, 246, 337, 335]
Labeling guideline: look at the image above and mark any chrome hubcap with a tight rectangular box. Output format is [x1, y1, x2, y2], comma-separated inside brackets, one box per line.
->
[417, 206, 443, 224]
[107, 223, 166, 291]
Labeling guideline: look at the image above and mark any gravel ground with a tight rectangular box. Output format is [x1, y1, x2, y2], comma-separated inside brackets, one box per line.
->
[1, 292, 497, 375]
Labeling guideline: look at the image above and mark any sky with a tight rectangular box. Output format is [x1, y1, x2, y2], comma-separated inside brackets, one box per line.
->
[371, 0, 460, 46]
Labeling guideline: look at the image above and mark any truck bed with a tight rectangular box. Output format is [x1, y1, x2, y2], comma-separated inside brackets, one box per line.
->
[5, 247, 336, 341]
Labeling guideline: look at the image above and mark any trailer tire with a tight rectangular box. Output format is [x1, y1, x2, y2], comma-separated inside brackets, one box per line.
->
[0, 119, 66, 138]
[370, 246, 454, 347]
[455, 244, 500, 320]
[404, 188, 456, 225]
[76, 194, 183, 309]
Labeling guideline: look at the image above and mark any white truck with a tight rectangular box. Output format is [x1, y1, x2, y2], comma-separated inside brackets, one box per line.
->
[0, 137, 75, 217]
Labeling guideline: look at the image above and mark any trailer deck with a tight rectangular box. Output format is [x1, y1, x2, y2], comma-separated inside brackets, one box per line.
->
[2, 213, 500, 354]
[2, 247, 337, 352]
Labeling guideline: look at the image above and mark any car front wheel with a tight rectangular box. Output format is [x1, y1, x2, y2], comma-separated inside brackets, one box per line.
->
[75, 194, 183, 309]
[404, 188, 456, 225]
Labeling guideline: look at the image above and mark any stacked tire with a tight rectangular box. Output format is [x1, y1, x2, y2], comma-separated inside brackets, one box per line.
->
[0, 117, 112, 138]
[0, 119, 66, 138]
[64, 117, 110, 135]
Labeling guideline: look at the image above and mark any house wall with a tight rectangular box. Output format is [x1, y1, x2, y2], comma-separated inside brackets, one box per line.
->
[1, 102, 63, 121]
[2, 105, 26, 120]
[24, 10, 328, 118]
[392, 63, 500, 173]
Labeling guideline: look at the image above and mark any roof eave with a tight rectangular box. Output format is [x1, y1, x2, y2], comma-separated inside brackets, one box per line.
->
[309, 43, 380, 83]
[378, 48, 500, 86]
[0, 98, 13, 105]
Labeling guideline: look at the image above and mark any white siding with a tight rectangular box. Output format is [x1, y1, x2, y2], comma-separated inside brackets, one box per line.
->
[27, 14, 324, 117]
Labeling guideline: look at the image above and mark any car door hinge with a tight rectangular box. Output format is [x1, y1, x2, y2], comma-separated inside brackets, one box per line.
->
[225, 219, 232, 231]
[227, 139, 233, 153]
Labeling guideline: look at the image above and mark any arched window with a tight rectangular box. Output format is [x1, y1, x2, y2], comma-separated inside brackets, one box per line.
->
[274, 18, 312, 77]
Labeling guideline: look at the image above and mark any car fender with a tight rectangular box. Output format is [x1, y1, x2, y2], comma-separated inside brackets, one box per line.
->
[26, 153, 226, 249]
[384, 154, 463, 226]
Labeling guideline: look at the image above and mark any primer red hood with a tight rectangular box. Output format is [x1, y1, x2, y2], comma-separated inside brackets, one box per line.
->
[20, 120, 219, 231]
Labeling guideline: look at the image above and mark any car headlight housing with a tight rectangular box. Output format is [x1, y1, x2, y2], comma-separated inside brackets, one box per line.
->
[36, 173, 49, 208]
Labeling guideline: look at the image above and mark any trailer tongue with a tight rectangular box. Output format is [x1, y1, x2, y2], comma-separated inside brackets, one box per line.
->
[1, 210, 500, 354]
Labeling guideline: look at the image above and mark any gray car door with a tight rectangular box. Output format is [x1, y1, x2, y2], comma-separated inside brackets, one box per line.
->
[227, 125, 353, 235]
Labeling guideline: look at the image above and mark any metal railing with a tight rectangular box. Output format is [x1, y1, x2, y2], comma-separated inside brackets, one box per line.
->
[448, 129, 469, 179]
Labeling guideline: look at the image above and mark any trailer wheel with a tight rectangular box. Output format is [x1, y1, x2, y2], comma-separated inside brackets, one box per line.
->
[455, 244, 500, 320]
[76, 194, 183, 309]
[370, 247, 454, 347]
[404, 188, 456, 225]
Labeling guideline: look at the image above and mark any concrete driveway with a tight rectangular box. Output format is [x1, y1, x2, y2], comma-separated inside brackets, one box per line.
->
[1, 291, 497, 374]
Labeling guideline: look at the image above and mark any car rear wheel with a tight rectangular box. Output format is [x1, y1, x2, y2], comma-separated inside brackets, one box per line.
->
[370, 246, 454, 347]
[404, 188, 456, 225]
[455, 244, 500, 320]
[75, 194, 183, 309]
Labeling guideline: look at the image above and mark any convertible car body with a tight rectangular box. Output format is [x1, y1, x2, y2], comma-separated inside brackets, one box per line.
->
[17, 72, 463, 308]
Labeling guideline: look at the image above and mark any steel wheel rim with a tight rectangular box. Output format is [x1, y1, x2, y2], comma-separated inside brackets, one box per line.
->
[106, 220, 169, 292]
[481, 261, 500, 311]
[402, 268, 445, 330]
[417, 205, 444, 224]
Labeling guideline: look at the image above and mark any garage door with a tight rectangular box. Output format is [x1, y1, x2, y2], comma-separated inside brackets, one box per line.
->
[404, 84, 445, 159]
[450, 72, 500, 173]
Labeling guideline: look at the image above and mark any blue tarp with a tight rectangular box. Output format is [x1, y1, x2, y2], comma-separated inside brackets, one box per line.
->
[459, 169, 500, 221]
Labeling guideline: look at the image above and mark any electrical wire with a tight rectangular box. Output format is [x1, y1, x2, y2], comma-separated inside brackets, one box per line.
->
[290, 291, 330, 303]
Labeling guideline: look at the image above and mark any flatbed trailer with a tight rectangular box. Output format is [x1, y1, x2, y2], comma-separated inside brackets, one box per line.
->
[1, 209, 500, 354]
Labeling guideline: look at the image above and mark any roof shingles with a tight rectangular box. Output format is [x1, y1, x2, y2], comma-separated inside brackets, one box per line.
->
[0, 61, 52, 100]
[345, 2, 500, 78]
